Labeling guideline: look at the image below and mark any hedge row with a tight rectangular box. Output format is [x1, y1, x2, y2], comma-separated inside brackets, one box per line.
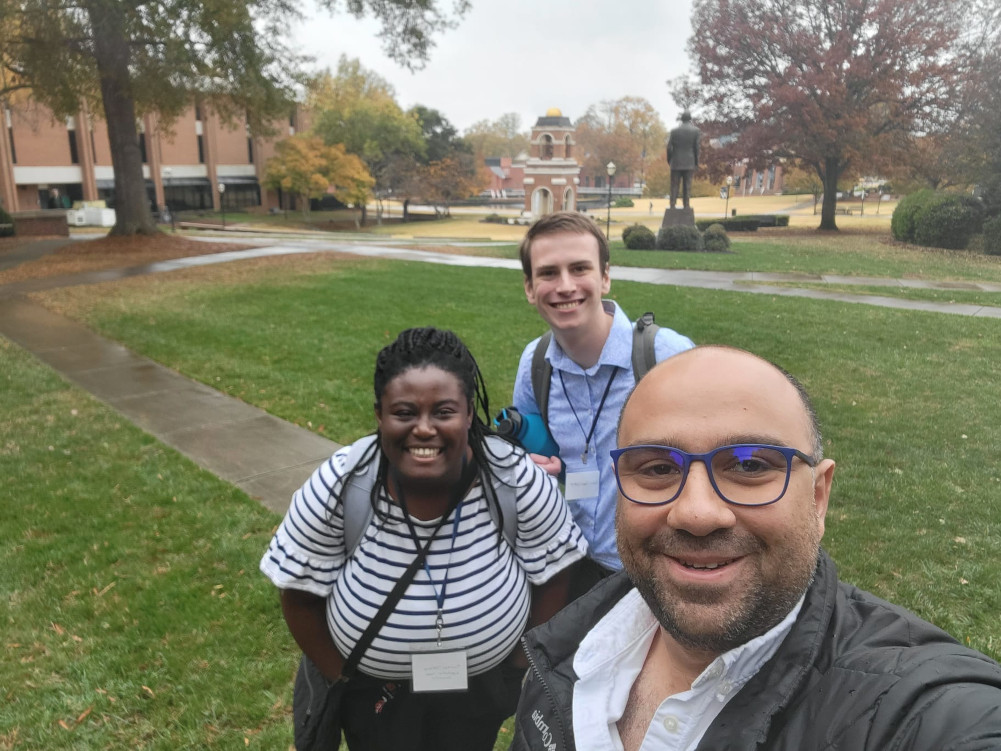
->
[694, 215, 789, 232]
[622, 223, 731, 252]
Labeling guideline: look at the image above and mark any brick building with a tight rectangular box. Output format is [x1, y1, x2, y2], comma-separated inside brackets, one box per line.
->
[0, 96, 304, 215]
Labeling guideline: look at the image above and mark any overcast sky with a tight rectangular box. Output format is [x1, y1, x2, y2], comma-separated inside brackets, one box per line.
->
[293, 0, 697, 134]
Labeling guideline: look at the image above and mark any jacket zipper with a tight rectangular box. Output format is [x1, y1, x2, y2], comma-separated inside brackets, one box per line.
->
[522, 638, 569, 750]
[302, 662, 317, 724]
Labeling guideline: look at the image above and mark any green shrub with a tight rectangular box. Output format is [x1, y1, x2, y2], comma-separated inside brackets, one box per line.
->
[891, 189, 935, 242]
[982, 215, 1001, 256]
[695, 216, 759, 232]
[702, 223, 731, 252]
[622, 224, 656, 250]
[657, 224, 703, 251]
[912, 194, 984, 250]
[613, 196, 634, 208]
[0, 205, 13, 237]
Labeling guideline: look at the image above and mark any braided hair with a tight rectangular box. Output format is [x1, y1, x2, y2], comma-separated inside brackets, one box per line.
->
[345, 327, 518, 537]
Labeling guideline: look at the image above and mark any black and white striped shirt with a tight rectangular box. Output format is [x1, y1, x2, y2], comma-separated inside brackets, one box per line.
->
[261, 437, 587, 679]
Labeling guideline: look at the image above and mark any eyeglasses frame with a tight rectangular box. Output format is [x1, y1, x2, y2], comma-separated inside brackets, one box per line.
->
[609, 443, 818, 507]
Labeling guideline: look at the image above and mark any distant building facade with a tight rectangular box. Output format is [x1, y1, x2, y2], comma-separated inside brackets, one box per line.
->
[523, 109, 580, 215]
[0, 96, 305, 214]
[483, 155, 526, 198]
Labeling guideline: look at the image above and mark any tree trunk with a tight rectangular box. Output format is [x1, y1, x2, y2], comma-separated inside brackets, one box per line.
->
[818, 157, 842, 231]
[86, 0, 158, 236]
[360, 204, 367, 226]
[402, 198, 410, 222]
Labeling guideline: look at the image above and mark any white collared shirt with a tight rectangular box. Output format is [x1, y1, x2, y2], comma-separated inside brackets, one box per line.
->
[572, 588, 803, 751]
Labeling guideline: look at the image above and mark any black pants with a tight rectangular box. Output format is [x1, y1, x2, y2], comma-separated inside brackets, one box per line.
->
[670, 169, 694, 209]
[340, 660, 524, 751]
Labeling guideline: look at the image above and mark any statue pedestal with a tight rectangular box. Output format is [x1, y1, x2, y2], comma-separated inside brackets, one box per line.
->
[661, 208, 695, 227]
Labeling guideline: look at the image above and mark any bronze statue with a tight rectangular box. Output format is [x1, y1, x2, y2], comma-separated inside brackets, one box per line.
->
[666, 111, 701, 210]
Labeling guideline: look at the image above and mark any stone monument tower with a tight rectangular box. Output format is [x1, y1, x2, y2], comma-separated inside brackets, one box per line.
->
[523, 108, 580, 216]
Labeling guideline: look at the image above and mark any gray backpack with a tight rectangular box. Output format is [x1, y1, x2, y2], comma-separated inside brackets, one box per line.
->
[531, 311, 661, 423]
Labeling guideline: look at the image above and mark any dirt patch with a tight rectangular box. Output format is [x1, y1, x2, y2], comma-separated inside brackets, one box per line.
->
[0, 233, 256, 285]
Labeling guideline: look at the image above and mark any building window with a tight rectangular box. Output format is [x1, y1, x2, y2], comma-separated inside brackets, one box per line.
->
[139, 133, 147, 163]
[197, 134, 204, 164]
[195, 104, 203, 121]
[247, 137, 254, 164]
[68, 131, 79, 164]
[90, 129, 97, 163]
[7, 127, 15, 164]
[541, 134, 553, 160]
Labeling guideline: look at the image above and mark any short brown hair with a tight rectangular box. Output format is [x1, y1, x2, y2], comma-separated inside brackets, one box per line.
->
[518, 211, 609, 278]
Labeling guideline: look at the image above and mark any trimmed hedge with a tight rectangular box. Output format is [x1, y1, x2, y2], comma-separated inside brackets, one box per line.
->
[657, 224, 703, 251]
[892, 190, 984, 249]
[891, 189, 935, 242]
[702, 223, 731, 252]
[695, 216, 759, 232]
[622, 224, 656, 250]
[0, 205, 13, 237]
[982, 215, 1001, 256]
[613, 197, 635, 208]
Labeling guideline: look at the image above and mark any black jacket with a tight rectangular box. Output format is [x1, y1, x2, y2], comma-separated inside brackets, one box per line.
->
[512, 551, 1001, 750]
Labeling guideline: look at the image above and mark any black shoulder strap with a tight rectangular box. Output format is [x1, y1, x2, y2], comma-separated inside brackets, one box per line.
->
[632, 312, 660, 382]
[531, 331, 553, 424]
[340, 460, 477, 681]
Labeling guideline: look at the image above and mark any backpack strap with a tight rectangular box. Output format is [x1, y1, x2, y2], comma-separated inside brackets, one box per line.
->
[339, 434, 381, 558]
[531, 313, 660, 428]
[632, 312, 660, 382]
[340, 434, 519, 557]
[531, 331, 553, 424]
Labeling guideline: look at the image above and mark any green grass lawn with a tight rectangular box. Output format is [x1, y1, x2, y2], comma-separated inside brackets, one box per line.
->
[0, 340, 295, 749]
[8, 246, 1001, 747]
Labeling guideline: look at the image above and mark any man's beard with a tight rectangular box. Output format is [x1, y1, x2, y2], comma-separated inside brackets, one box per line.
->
[621, 528, 819, 655]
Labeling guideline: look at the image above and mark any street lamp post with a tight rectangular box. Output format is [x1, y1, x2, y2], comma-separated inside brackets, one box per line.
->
[724, 175, 733, 217]
[606, 161, 616, 240]
[218, 182, 226, 229]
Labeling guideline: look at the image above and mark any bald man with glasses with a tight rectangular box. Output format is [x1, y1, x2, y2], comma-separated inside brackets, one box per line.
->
[512, 345, 1001, 751]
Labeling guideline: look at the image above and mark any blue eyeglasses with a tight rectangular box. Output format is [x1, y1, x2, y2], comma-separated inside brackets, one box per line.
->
[610, 443, 817, 507]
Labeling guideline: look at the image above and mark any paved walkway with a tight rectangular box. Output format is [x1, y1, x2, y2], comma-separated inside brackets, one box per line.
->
[3, 235, 1000, 514]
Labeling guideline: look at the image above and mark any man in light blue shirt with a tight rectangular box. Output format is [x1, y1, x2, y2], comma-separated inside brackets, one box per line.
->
[513, 211, 694, 595]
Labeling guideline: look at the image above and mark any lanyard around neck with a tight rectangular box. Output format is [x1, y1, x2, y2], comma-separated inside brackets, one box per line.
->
[559, 368, 618, 465]
[391, 459, 477, 643]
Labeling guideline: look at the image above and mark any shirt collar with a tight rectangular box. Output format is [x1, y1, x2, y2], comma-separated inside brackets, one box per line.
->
[546, 300, 633, 376]
[575, 587, 805, 692]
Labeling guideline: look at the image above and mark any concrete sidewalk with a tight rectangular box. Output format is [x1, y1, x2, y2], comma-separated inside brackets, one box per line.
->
[0, 293, 336, 515]
[3, 236, 1000, 515]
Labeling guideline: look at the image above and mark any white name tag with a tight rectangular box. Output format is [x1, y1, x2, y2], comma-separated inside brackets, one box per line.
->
[411, 650, 468, 693]
[565, 470, 600, 501]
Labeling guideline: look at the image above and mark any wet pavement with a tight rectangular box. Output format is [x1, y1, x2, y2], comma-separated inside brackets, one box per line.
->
[2, 234, 1000, 514]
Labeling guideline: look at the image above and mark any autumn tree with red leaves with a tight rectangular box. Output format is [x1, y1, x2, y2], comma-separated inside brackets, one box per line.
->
[686, 0, 965, 230]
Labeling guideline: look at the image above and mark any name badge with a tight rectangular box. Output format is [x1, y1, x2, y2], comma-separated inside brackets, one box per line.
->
[565, 470, 600, 501]
[410, 650, 468, 692]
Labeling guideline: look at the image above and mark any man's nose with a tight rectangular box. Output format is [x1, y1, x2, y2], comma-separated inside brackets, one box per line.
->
[556, 269, 575, 291]
[665, 461, 737, 536]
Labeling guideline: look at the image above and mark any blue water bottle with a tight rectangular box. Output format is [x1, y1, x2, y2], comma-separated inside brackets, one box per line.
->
[493, 406, 560, 458]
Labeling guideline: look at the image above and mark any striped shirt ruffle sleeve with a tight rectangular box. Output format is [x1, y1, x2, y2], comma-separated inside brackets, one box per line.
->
[259, 445, 352, 597]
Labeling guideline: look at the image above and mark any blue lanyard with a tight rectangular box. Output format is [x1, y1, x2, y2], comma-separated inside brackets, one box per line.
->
[559, 368, 618, 465]
[392, 462, 474, 645]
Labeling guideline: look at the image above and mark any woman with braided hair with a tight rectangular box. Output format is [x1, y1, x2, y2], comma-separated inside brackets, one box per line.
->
[262, 327, 587, 751]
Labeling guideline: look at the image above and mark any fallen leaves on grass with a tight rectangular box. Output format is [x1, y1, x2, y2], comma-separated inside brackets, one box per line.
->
[0, 233, 256, 284]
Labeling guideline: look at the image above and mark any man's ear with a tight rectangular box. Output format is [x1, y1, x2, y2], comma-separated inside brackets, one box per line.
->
[813, 458, 835, 539]
[524, 275, 537, 304]
[600, 264, 611, 296]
